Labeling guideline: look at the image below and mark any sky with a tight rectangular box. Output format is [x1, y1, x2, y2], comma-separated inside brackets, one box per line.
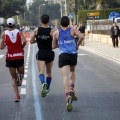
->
[26, 0, 33, 4]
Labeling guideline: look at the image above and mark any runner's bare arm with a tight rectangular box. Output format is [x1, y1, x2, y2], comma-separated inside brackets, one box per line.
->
[30, 27, 38, 44]
[52, 30, 59, 49]
[20, 31, 27, 48]
[50, 28, 55, 38]
[0, 32, 6, 50]
[74, 29, 84, 50]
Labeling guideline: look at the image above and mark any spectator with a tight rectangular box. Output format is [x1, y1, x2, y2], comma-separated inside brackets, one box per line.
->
[78, 23, 85, 46]
[111, 22, 120, 48]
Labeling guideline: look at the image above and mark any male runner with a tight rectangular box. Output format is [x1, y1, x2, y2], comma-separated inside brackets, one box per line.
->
[52, 16, 83, 111]
[30, 14, 55, 98]
[0, 18, 26, 102]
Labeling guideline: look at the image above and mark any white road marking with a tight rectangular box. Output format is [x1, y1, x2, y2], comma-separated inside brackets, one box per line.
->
[81, 46, 120, 64]
[24, 74, 27, 78]
[25, 69, 28, 73]
[26, 62, 29, 65]
[20, 44, 31, 95]
[22, 80, 26, 85]
[0, 55, 4, 58]
[78, 53, 87, 56]
[27, 44, 31, 57]
[20, 88, 26, 94]
[25, 66, 28, 68]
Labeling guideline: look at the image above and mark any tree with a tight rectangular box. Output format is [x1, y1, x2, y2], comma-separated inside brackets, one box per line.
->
[0, 0, 26, 18]
[28, 0, 61, 26]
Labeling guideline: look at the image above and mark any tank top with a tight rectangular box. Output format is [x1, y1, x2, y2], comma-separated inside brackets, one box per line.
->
[58, 27, 77, 54]
[5, 29, 24, 60]
[36, 27, 52, 51]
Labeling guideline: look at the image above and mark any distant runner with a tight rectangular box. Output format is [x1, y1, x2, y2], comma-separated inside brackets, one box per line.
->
[52, 16, 83, 111]
[0, 18, 26, 102]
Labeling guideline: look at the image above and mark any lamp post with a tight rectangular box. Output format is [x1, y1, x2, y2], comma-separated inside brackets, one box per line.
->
[64, 0, 67, 16]
[60, 0, 63, 17]
[75, 0, 78, 25]
[39, 4, 45, 24]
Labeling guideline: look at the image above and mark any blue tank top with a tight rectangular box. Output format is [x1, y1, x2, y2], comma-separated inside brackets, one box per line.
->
[58, 28, 77, 54]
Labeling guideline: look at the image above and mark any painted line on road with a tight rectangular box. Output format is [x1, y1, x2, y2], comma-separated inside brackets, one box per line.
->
[25, 69, 28, 73]
[20, 44, 31, 95]
[24, 74, 27, 78]
[22, 80, 26, 85]
[78, 53, 87, 56]
[20, 88, 26, 94]
[25, 66, 28, 68]
[32, 45, 43, 120]
[80, 46, 120, 64]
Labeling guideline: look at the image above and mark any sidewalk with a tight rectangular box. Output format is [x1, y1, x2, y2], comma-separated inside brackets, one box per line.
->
[82, 37, 120, 62]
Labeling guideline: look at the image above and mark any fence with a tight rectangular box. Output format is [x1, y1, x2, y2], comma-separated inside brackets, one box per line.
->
[86, 19, 113, 35]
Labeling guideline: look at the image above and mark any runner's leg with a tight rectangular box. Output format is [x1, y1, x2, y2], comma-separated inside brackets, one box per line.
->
[9, 67, 19, 97]
[46, 61, 53, 90]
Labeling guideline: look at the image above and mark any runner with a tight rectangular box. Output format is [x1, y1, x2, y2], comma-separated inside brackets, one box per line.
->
[0, 18, 26, 102]
[30, 14, 55, 98]
[52, 16, 84, 111]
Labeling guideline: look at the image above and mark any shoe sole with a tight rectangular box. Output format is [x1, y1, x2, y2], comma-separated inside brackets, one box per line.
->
[70, 91, 77, 101]
[14, 100, 20, 102]
[46, 89, 51, 96]
[67, 96, 73, 112]
[17, 80, 22, 87]
[41, 84, 47, 98]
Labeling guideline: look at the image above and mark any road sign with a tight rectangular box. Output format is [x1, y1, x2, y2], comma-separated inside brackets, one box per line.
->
[87, 16, 99, 20]
[68, 13, 73, 19]
[87, 12, 100, 17]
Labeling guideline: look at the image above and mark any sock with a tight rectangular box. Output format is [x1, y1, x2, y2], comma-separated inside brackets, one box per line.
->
[39, 74, 45, 84]
[70, 84, 74, 89]
[46, 77, 52, 90]
[66, 92, 70, 97]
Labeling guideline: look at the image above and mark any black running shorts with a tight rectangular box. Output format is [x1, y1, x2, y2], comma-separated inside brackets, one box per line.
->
[36, 50, 55, 63]
[59, 53, 77, 68]
[6, 59, 24, 68]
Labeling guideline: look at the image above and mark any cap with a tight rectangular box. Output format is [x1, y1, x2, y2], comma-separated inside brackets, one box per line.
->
[7, 18, 15, 26]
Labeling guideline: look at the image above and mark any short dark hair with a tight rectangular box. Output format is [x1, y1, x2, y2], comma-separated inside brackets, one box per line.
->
[41, 14, 49, 24]
[60, 16, 69, 27]
[7, 25, 14, 28]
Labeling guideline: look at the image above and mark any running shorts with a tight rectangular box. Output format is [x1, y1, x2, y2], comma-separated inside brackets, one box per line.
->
[36, 50, 55, 63]
[6, 59, 24, 68]
[58, 53, 77, 68]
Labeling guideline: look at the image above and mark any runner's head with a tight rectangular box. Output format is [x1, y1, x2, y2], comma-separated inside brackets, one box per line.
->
[60, 16, 69, 27]
[7, 18, 15, 28]
[41, 14, 49, 24]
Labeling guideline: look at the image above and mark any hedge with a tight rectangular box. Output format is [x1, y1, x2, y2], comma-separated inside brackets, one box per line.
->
[78, 8, 120, 23]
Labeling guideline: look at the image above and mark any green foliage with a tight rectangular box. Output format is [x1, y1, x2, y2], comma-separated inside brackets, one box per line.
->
[77, 0, 120, 10]
[29, 0, 61, 26]
[78, 8, 120, 22]
[0, 0, 26, 18]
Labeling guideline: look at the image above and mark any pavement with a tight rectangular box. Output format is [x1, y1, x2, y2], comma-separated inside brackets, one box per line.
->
[80, 36, 120, 63]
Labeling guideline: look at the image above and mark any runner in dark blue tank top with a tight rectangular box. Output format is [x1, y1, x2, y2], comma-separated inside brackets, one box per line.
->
[52, 16, 84, 111]
[30, 14, 55, 98]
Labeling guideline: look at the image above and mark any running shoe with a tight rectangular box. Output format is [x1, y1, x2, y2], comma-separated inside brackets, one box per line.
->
[41, 83, 48, 98]
[14, 96, 20, 102]
[66, 95, 73, 112]
[16, 73, 23, 87]
[70, 88, 77, 101]
[46, 89, 51, 96]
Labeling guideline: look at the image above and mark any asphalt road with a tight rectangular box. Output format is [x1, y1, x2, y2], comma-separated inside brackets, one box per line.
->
[0, 44, 120, 120]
